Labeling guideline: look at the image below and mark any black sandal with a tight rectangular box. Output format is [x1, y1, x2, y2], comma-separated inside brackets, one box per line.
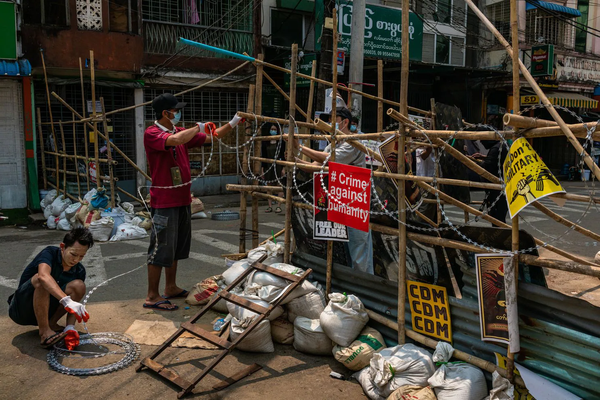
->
[265, 207, 273, 213]
[275, 206, 282, 213]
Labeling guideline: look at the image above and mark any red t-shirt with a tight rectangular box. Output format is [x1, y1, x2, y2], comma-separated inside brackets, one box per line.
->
[144, 124, 206, 209]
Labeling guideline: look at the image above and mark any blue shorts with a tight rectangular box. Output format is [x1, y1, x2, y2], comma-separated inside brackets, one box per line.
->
[8, 279, 67, 326]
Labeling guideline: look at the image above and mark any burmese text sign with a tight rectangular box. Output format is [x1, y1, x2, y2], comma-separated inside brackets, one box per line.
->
[313, 172, 349, 242]
[407, 280, 452, 342]
[327, 162, 372, 232]
[503, 137, 565, 218]
[475, 254, 509, 344]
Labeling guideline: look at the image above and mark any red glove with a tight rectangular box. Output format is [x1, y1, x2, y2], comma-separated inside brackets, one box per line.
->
[197, 122, 218, 136]
[63, 325, 80, 351]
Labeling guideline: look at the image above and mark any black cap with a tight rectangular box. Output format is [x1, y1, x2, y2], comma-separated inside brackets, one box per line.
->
[152, 93, 187, 116]
[322, 107, 353, 122]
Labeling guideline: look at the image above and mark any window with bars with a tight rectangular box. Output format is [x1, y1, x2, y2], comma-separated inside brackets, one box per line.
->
[35, 83, 137, 190]
[422, 32, 465, 66]
[486, 0, 511, 40]
[526, 9, 576, 49]
[414, 0, 467, 27]
[142, 0, 252, 29]
[144, 88, 248, 176]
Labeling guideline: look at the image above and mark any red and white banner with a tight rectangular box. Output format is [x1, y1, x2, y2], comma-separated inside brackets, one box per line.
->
[327, 161, 372, 232]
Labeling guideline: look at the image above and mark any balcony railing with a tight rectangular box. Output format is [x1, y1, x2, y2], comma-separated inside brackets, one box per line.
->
[143, 20, 253, 57]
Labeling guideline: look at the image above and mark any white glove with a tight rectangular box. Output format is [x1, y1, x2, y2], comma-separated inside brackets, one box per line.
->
[229, 114, 242, 128]
[59, 295, 89, 323]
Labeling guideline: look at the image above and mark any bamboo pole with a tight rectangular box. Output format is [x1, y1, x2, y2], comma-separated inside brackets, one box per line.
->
[506, 0, 521, 377]
[90, 51, 101, 189]
[397, 0, 410, 345]
[227, 184, 287, 192]
[100, 98, 116, 207]
[378, 60, 384, 133]
[365, 309, 526, 388]
[51, 92, 152, 181]
[284, 44, 299, 264]
[326, 10, 339, 297]
[237, 112, 316, 130]
[261, 70, 309, 120]
[77, 61, 251, 123]
[303, 59, 318, 162]
[36, 108, 48, 190]
[40, 50, 62, 198]
[247, 190, 600, 278]
[252, 55, 264, 249]
[79, 57, 91, 192]
[503, 114, 557, 129]
[239, 84, 255, 253]
[115, 185, 145, 205]
[44, 151, 115, 164]
[58, 122, 67, 196]
[314, 119, 385, 163]
[71, 118, 82, 198]
[464, 0, 600, 181]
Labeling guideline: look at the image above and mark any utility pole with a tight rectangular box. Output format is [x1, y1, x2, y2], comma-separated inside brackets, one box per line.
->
[349, 0, 366, 117]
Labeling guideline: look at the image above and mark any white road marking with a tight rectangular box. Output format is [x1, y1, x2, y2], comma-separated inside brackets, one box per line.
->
[261, 222, 285, 229]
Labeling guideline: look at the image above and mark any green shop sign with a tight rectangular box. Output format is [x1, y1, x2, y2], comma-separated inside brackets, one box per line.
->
[285, 53, 317, 89]
[531, 44, 554, 77]
[337, 2, 423, 61]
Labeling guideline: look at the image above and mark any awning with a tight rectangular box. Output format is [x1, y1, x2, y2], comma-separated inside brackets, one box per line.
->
[0, 59, 31, 76]
[526, 0, 582, 17]
[546, 91, 598, 109]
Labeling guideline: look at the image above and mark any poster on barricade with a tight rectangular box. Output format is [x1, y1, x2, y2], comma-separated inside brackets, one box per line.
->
[407, 280, 452, 342]
[327, 162, 372, 232]
[313, 172, 349, 242]
[378, 136, 423, 211]
[503, 137, 565, 218]
[475, 253, 510, 344]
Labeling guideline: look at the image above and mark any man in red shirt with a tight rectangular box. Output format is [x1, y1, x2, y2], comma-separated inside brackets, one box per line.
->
[144, 93, 242, 310]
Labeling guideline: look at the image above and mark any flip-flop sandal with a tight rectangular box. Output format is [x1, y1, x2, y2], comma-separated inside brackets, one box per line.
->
[275, 207, 282, 213]
[143, 300, 179, 311]
[41, 331, 68, 349]
[265, 207, 273, 213]
[162, 289, 189, 299]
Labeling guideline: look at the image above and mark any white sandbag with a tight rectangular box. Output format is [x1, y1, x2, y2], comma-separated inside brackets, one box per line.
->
[246, 263, 317, 304]
[51, 196, 72, 217]
[353, 344, 435, 399]
[247, 240, 284, 265]
[333, 327, 386, 371]
[65, 202, 82, 221]
[191, 211, 208, 219]
[110, 223, 148, 241]
[387, 385, 437, 400]
[229, 318, 274, 353]
[43, 206, 53, 219]
[59, 211, 66, 220]
[186, 275, 224, 306]
[286, 291, 326, 321]
[41, 189, 58, 209]
[57, 218, 72, 231]
[89, 216, 114, 241]
[271, 316, 294, 345]
[222, 260, 251, 286]
[486, 371, 514, 400]
[293, 317, 333, 356]
[120, 202, 135, 214]
[83, 188, 97, 204]
[226, 294, 283, 322]
[427, 342, 487, 400]
[47, 215, 57, 229]
[320, 293, 369, 347]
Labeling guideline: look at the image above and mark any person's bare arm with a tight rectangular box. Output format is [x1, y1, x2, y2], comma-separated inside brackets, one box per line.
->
[165, 126, 202, 147]
[419, 146, 433, 160]
[34, 263, 68, 301]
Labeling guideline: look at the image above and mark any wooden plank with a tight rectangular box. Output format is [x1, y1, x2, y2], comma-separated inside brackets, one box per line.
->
[180, 322, 232, 349]
[218, 291, 270, 315]
[212, 363, 263, 391]
[251, 262, 302, 282]
[142, 358, 192, 389]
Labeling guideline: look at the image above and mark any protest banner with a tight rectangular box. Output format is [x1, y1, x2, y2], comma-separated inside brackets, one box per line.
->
[475, 254, 510, 344]
[327, 161, 372, 232]
[407, 280, 452, 342]
[313, 172, 349, 242]
[503, 137, 565, 218]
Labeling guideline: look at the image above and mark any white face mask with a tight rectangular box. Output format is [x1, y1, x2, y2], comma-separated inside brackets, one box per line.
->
[169, 110, 181, 125]
[270, 129, 277, 135]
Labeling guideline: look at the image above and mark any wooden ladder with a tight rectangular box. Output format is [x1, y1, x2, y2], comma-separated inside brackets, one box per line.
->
[136, 256, 312, 398]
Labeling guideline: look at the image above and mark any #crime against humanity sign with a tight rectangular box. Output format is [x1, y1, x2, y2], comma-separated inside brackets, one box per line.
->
[503, 138, 565, 218]
[407, 280, 452, 342]
[327, 162, 372, 232]
[313, 172, 349, 242]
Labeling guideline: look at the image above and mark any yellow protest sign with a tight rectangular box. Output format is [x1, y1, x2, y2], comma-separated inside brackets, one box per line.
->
[503, 138, 565, 218]
[407, 281, 452, 342]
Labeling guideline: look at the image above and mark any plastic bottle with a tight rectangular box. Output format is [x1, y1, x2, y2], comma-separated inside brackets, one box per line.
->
[213, 318, 226, 331]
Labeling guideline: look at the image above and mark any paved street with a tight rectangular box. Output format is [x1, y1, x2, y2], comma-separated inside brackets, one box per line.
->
[0, 186, 598, 399]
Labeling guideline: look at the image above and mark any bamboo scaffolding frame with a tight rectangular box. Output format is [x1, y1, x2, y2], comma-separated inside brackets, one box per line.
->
[79, 57, 91, 192]
[71, 117, 82, 198]
[239, 84, 255, 253]
[252, 54, 264, 249]
[284, 45, 299, 264]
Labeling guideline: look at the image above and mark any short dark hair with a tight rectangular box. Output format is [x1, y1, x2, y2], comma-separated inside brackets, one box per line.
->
[351, 116, 359, 124]
[63, 227, 94, 249]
